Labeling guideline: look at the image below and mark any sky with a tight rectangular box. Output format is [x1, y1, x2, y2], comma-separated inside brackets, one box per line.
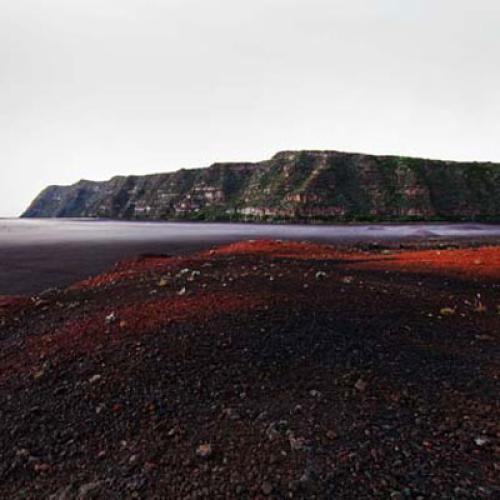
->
[1, 1, 499, 216]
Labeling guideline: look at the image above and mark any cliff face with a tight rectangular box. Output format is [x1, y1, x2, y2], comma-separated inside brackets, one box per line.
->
[22, 151, 500, 222]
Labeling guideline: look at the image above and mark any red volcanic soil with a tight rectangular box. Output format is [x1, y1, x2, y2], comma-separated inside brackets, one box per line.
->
[0, 295, 31, 311]
[210, 240, 500, 279]
[0, 240, 498, 498]
[347, 246, 500, 280]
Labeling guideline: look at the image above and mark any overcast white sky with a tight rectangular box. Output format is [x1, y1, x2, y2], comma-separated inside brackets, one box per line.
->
[1, 0, 499, 216]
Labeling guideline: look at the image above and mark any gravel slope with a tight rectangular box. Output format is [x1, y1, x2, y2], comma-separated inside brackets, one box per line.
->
[0, 241, 498, 498]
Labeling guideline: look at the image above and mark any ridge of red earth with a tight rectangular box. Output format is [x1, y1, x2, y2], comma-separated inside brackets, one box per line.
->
[348, 246, 500, 280]
[0, 295, 31, 314]
[68, 240, 500, 292]
[0, 292, 272, 384]
[70, 254, 178, 289]
[208, 239, 500, 279]
[1, 240, 498, 384]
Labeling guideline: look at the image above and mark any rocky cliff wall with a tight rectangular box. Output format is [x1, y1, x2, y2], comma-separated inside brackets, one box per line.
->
[23, 151, 500, 222]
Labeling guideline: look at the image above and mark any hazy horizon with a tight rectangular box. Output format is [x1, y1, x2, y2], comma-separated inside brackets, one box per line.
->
[2, 0, 500, 216]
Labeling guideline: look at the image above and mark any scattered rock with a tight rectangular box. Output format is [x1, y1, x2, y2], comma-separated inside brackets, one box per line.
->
[309, 389, 322, 399]
[475, 334, 493, 341]
[288, 431, 308, 451]
[354, 378, 368, 392]
[261, 481, 273, 495]
[326, 430, 337, 440]
[88, 374, 102, 384]
[188, 270, 200, 281]
[1, 240, 498, 498]
[474, 436, 490, 447]
[48, 485, 75, 500]
[38, 287, 59, 299]
[105, 312, 116, 324]
[266, 420, 288, 441]
[474, 301, 487, 313]
[34, 463, 51, 473]
[77, 481, 102, 499]
[439, 307, 455, 316]
[196, 443, 213, 459]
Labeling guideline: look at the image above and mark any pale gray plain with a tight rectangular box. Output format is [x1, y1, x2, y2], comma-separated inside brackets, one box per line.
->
[2, 219, 500, 247]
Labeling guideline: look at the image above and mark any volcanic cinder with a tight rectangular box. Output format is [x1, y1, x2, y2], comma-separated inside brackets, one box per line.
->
[0, 240, 498, 498]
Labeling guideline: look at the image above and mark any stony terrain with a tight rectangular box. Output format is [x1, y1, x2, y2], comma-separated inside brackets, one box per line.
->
[0, 240, 499, 498]
[23, 150, 500, 222]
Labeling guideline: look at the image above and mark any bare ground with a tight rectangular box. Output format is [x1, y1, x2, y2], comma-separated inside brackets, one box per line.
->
[0, 240, 498, 498]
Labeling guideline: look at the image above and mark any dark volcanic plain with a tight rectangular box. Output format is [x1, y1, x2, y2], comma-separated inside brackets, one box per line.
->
[1, 219, 500, 295]
[0, 239, 499, 498]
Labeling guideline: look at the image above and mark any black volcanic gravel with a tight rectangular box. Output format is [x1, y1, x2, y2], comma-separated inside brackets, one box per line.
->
[0, 241, 498, 499]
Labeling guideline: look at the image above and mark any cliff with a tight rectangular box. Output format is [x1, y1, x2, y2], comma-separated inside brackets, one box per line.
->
[22, 150, 500, 222]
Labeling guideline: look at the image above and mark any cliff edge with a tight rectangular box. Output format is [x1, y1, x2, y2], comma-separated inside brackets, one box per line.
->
[22, 150, 500, 222]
